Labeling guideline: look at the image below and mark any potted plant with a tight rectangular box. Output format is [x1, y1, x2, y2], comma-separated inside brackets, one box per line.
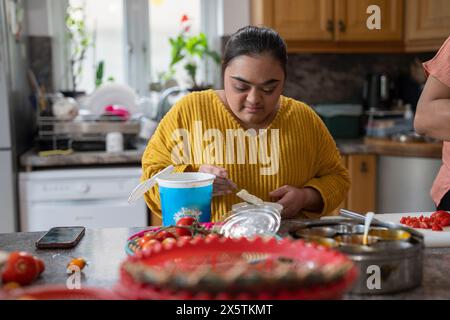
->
[62, 2, 92, 97]
[166, 14, 221, 91]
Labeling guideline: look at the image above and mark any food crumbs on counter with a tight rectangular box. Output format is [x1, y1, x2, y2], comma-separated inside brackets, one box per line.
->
[67, 257, 87, 274]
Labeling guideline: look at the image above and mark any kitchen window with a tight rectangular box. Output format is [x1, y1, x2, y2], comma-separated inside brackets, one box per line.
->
[53, 0, 219, 96]
[69, 0, 126, 92]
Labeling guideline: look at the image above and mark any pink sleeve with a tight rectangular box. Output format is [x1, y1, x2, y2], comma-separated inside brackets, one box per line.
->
[423, 36, 450, 88]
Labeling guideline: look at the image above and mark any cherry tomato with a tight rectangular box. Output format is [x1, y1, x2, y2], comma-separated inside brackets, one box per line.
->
[175, 227, 192, 237]
[177, 236, 192, 246]
[2, 251, 39, 286]
[143, 233, 156, 241]
[141, 239, 160, 251]
[204, 233, 221, 242]
[34, 257, 45, 275]
[155, 231, 175, 241]
[176, 216, 196, 227]
[161, 237, 177, 248]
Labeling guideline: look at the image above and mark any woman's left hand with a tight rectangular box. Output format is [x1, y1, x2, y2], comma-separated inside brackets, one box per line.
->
[269, 185, 323, 218]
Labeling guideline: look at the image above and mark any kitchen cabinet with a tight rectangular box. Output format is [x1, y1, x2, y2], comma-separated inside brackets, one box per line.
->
[405, 0, 450, 52]
[251, 0, 404, 52]
[335, 0, 403, 42]
[271, 0, 334, 41]
[332, 154, 377, 214]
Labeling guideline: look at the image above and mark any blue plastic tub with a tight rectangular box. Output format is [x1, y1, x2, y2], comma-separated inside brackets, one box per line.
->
[156, 172, 215, 226]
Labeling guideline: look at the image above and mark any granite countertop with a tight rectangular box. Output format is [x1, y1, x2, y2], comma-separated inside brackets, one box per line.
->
[0, 220, 449, 300]
[20, 149, 145, 171]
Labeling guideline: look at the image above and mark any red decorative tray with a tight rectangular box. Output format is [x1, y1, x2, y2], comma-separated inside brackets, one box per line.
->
[3, 285, 121, 300]
[117, 237, 358, 300]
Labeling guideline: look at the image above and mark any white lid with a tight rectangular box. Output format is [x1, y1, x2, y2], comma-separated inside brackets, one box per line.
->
[156, 172, 215, 188]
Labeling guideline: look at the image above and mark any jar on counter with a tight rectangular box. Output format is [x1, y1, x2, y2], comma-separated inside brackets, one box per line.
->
[106, 132, 124, 153]
[217, 202, 282, 239]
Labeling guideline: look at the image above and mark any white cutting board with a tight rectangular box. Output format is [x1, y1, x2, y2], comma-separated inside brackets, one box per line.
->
[375, 212, 450, 248]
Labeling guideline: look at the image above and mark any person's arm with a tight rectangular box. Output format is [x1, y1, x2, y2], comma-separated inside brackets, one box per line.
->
[141, 99, 195, 218]
[301, 123, 350, 218]
[269, 108, 350, 219]
[269, 185, 324, 218]
[414, 75, 450, 141]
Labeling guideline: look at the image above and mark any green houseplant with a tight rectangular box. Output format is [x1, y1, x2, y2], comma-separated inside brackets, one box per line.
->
[64, 2, 92, 95]
[167, 14, 221, 90]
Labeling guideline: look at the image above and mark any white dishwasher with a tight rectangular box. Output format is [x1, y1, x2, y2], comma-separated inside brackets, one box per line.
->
[19, 167, 148, 232]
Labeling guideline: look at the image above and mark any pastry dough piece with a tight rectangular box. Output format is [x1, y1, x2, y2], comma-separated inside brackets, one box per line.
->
[236, 189, 264, 206]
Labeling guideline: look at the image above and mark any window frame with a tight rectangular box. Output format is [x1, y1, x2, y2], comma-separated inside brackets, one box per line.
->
[50, 0, 221, 95]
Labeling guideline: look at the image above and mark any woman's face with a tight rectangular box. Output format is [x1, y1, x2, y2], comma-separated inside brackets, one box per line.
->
[223, 53, 285, 128]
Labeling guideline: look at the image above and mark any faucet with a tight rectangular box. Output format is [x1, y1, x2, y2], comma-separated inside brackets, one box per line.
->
[155, 86, 188, 121]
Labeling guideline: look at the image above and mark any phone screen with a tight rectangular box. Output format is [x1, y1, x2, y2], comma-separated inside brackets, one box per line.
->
[36, 226, 85, 248]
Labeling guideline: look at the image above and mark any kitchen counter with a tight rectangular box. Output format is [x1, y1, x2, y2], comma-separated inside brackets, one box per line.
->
[363, 137, 442, 159]
[336, 138, 442, 158]
[20, 138, 442, 171]
[1, 221, 450, 300]
[20, 149, 144, 171]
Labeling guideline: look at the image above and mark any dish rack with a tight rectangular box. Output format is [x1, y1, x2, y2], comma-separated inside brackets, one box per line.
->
[36, 114, 141, 151]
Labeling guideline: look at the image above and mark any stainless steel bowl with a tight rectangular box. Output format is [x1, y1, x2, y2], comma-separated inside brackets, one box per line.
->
[289, 218, 423, 295]
[295, 226, 337, 238]
[302, 236, 339, 248]
[334, 234, 380, 247]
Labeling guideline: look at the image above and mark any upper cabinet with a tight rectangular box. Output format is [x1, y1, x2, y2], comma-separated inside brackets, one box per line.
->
[335, 0, 403, 42]
[251, 0, 450, 53]
[405, 0, 450, 51]
[251, 0, 404, 52]
[273, 0, 334, 41]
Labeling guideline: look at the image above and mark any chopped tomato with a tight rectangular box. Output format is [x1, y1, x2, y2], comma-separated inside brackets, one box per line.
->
[67, 258, 87, 272]
[401, 211, 450, 231]
[34, 257, 45, 275]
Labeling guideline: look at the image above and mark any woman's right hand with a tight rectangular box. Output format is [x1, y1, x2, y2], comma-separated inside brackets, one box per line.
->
[199, 164, 237, 196]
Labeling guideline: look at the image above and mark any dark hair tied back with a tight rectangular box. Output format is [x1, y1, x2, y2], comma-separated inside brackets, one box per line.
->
[222, 25, 287, 77]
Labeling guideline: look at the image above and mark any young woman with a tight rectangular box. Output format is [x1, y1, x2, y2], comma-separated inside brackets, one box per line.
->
[141, 26, 350, 222]
[414, 36, 450, 210]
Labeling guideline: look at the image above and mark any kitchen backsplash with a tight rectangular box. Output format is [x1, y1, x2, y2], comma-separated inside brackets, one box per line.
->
[284, 52, 435, 107]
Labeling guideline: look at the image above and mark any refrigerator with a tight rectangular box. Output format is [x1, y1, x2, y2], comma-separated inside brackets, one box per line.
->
[0, 0, 35, 233]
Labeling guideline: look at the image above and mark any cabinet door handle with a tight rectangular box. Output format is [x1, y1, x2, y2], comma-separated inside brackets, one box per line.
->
[326, 19, 334, 34]
[338, 20, 346, 33]
[360, 161, 368, 173]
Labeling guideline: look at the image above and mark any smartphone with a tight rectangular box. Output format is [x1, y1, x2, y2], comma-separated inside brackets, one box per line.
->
[36, 226, 85, 249]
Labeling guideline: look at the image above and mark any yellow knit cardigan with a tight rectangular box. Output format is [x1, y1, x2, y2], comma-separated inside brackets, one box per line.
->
[141, 89, 350, 221]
